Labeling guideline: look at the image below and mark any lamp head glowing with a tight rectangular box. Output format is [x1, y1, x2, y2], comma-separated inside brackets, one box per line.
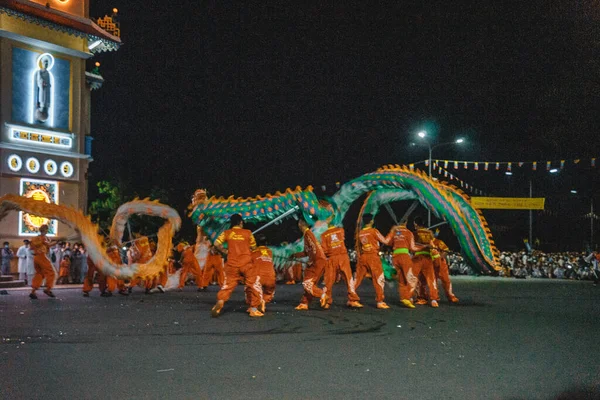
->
[570, 189, 577, 194]
[549, 168, 558, 173]
[455, 138, 464, 144]
[417, 131, 426, 138]
[88, 40, 102, 50]
[505, 171, 512, 176]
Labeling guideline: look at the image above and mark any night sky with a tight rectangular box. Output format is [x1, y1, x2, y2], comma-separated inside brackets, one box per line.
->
[88, 2, 600, 249]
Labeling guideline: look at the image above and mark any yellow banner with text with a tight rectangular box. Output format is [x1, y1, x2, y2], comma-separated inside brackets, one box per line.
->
[470, 197, 545, 210]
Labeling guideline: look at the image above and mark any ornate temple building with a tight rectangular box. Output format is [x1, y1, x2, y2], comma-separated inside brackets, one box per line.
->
[0, 0, 120, 244]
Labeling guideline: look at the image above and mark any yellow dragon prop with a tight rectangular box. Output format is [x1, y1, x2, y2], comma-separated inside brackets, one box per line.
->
[0, 194, 181, 280]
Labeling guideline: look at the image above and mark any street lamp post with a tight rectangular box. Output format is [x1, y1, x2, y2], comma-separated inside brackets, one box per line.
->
[416, 131, 464, 226]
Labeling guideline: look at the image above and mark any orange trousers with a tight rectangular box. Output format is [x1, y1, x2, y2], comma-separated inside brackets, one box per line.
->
[284, 262, 303, 282]
[392, 253, 418, 301]
[106, 275, 126, 292]
[412, 254, 439, 301]
[323, 253, 360, 305]
[32, 255, 55, 291]
[129, 277, 154, 290]
[83, 263, 107, 293]
[217, 262, 262, 308]
[179, 259, 203, 289]
[258, 267, 276, 304]
[299, 258, 326, 305]
[355, 253, 386, 303]
[432, 257, 456, 300]
[200, 255, 224, 287]
[158, 270, 168, 287]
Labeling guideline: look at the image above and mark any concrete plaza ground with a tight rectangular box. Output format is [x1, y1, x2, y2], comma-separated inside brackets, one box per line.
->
[1, 276, 599, 400]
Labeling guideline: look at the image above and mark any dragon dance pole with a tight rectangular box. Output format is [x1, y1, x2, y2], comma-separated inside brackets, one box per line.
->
[428, 221, 448, 230]
[252, 205, 300, 235]
[399, 200, 420, 225]
[384, 203, 399, 225]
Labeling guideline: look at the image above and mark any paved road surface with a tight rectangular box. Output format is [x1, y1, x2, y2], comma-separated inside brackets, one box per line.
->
[1, 276, 599, 400]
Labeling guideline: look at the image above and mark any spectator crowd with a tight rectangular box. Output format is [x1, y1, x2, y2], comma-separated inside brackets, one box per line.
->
[3, 240, 91, 285]
[447, 250, 600, 281]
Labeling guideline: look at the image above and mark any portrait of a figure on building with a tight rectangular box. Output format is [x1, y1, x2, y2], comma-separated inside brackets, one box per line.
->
[33, 53, 53, 123]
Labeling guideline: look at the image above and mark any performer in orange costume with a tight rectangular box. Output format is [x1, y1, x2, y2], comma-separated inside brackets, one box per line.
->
[388, 221, 426, 309]
[432, 236, 459, 303]
[282, 245, 303, 284]
[200, 245, 224, 289]
[251, 234, 276, 314]
[291, 261, 303, 283]
[211, 214, 263, 318]
[83, 256, 109, 297]
[412, 217, 440, 308]
[105, 244, 128, 296]
[160, 256, 177, 287]
[354, 214, 392, 309]
[127, 236, 154, 293]
[293, 217, 328, 310]
[321, 224, 362, 308]
[177, 243, 204, 291]
[57, 255, 71, 284]
[29, 224, 63, 299]
[417, 233, 459, 304]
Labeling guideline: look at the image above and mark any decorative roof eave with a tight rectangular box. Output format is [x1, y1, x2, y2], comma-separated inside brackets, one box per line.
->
[0, 0, 121, 52]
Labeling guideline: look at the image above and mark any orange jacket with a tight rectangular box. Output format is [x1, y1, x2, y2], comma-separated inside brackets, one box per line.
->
[357, 227, 391, 254]
[389, 226, 423, 252]
[297, 228, 326, 263]
[180, 245, 198, 266]
[251, 246, 274, 276]
[215, 227, 256, 267]
[321, 226, 347, 257]
[30, 235, 50, 256]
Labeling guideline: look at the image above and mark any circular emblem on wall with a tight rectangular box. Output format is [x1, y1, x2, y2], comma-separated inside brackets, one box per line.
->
[7, 154, 23, 172]
[60, 161, 74, 178]
[44, 159, 58, 176]
[25, 157, 40, 173]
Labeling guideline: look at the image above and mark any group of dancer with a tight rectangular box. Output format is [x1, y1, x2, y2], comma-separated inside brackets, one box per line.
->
[27, 224, 140, 299]
[209, 212, 459, 318]
[26, 212, 460, 318]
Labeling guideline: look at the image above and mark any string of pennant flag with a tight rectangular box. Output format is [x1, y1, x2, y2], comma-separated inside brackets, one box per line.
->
[415, 157, 597, 171]
[315, 156, 597, 197]
[407, 163, 489, 196]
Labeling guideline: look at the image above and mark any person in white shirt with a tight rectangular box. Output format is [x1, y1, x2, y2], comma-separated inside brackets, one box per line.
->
[17, 240, 33, 283]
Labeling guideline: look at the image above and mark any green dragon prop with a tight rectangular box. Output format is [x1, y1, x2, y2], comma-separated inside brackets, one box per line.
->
[190, 165, 499, 274]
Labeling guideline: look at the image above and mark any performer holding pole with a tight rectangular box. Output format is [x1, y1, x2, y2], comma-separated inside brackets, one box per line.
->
[388, 221, 427, 309]
[412, 217, 440, 308]
[177, 242, 204, 291]
[211, 214, 263, 318]
[29, 224, 66, 299]
[354, 213, 392, 309]
[293, 216, 328, 310]
[200, 245, 224, 289]
[432, 231, 459, 303]
[321, 222, 362, 308]
[251, 234, 276, 314]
